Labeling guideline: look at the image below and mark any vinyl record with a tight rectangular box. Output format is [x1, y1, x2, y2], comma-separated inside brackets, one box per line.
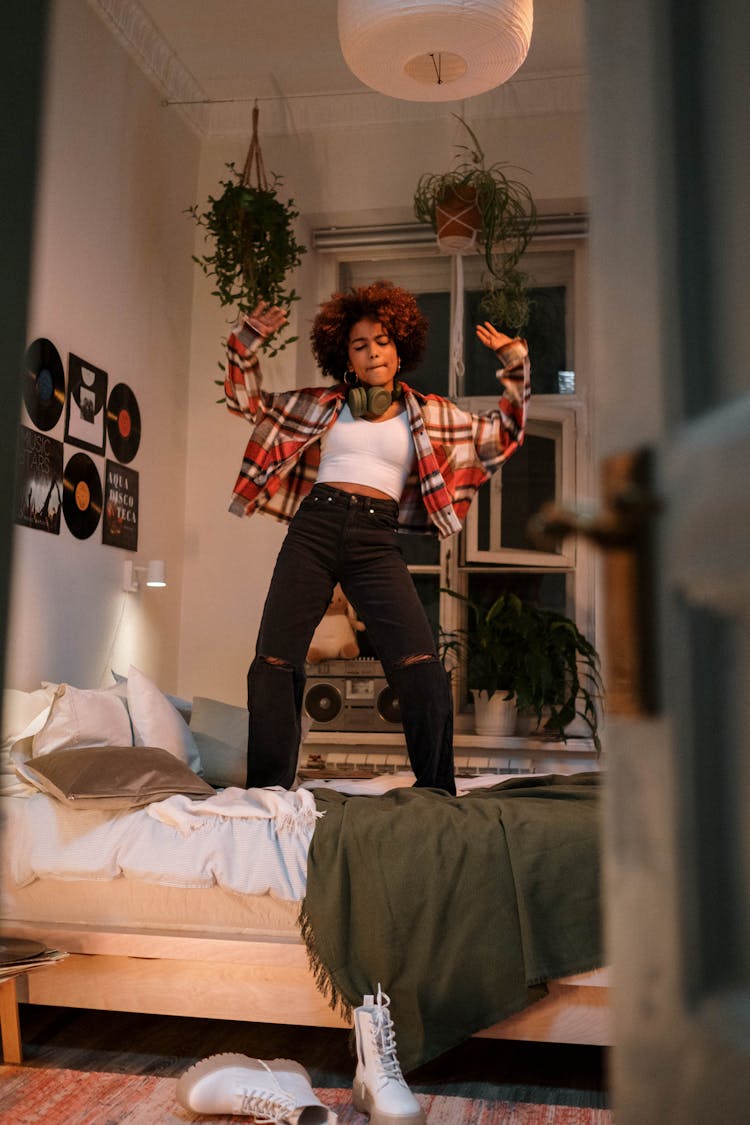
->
[106, 383, 141, 463]
[63, 452, 103, 540]
[23, 337, 65, 431]
[0, 937, 46, 966]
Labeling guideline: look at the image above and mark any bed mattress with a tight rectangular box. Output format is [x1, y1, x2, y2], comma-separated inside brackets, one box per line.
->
[0, 874, 301, 937]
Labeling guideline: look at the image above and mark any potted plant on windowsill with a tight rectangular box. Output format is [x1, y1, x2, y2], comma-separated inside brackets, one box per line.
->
[187, 106, 305, 366]
[413, 115, 537, 333]
[440, 591, 604, 750]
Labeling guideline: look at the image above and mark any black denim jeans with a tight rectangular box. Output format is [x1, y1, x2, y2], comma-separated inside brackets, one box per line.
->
[247, 483, 455, 794]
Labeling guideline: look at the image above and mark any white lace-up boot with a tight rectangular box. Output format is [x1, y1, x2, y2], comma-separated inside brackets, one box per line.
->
[353, 985, 426, 1125]
[175, 1053, 334, 1123]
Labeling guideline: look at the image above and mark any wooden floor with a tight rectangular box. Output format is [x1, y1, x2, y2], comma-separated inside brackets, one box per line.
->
[17, 1004, 610, 1109]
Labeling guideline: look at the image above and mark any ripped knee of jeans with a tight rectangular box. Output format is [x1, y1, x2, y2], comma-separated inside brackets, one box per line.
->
[394, 653, 438, 669]
[258, 654, 294, 669]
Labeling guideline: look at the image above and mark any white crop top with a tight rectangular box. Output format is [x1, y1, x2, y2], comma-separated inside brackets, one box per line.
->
[317, 403, 416, 501]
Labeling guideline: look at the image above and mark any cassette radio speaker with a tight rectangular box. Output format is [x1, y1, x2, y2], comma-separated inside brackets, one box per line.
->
[303, 659, 402, 732]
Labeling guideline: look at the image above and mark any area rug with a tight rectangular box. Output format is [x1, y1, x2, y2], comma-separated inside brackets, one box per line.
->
[0, 1067, 613, 1125]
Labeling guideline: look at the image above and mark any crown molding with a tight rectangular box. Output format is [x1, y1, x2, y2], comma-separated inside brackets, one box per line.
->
[87, 0, 210, 135]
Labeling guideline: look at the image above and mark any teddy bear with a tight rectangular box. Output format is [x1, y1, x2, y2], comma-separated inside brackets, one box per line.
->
[307, 584, 366, 663]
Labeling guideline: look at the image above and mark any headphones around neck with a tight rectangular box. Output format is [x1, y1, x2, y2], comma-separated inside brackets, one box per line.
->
[347, 380, 402, 419]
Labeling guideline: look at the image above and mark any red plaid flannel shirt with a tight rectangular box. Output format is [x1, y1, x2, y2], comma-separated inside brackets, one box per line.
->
[224, 321, 530, 539]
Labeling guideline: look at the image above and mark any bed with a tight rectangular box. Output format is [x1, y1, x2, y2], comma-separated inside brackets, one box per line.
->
[0, 676, 611, 1066]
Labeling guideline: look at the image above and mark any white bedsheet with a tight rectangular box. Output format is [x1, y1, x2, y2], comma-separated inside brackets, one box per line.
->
[2, 788, 316, 902]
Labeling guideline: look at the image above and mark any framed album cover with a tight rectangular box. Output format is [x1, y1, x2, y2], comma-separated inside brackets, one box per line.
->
[15, 425, 63, 534]
[102, 459, 139, 551]
[64, 353, 108, 455]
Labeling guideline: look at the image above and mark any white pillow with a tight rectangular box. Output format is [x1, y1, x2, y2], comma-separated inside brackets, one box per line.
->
[126, 665, 201, 772]
[32, 684, 133, 757]
[2, 687, 55, 745]
[111, 670, 192, 722]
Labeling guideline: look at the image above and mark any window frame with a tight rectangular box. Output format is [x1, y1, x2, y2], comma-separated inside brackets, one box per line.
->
[318, 236, 597, 722]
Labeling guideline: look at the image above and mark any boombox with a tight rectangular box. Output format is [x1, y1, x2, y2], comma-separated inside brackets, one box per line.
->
[303, 659, 402, 732]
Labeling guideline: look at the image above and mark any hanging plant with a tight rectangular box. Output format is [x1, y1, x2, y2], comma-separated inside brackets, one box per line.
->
[413, 115, 537, 333]
[187, 106, 306, 359]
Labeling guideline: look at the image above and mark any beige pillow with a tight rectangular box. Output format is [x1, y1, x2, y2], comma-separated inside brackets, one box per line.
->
[17, 744, 214, 809]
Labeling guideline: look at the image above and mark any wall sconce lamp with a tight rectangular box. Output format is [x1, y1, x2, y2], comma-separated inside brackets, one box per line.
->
[123, 559, 167, 593]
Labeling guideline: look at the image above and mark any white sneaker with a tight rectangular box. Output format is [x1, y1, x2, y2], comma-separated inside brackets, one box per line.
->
[175, 1053, 334, 1123]
[353, 985, 426, 1125]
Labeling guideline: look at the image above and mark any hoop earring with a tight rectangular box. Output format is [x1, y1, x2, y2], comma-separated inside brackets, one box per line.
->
[397, 358, 402, 374]
[344, 369, 358, 387]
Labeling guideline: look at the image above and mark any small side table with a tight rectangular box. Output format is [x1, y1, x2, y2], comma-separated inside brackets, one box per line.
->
[0, 976, 23, 1064]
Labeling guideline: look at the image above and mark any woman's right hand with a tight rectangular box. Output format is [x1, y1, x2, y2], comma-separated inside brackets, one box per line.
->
[245, 302, 288, 339]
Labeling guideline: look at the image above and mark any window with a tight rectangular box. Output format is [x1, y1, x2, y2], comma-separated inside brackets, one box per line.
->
[338, 242, 594, 718]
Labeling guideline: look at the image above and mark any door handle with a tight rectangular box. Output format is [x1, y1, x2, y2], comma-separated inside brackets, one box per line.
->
[529, 448, 661, 718]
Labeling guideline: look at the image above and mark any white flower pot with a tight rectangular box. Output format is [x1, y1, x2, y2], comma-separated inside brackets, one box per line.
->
[471, 689, 516, 736]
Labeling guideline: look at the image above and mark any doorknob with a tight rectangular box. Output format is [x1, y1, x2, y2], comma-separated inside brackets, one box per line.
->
[529, 448, 661, 718]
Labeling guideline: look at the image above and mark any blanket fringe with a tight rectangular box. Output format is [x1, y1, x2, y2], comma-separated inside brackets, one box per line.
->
[297, 901, 353, 1024]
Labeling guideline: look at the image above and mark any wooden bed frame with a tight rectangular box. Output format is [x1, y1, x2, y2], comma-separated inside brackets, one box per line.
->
[2, 918, 611, 1049]
[2, 740, 610, 1055]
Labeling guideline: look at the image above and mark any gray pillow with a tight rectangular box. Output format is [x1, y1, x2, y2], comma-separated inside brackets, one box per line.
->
[189, 697, 247, 788]
[18, 745, 215, 809]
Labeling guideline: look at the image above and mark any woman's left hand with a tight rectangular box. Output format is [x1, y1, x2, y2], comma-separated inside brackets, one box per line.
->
[475, 321, 513, 353]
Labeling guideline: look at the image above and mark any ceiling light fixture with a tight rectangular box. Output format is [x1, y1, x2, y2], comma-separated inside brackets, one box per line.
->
[337, 0, 533, 102]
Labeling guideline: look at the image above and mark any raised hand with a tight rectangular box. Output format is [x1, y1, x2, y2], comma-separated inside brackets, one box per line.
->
[475, 321, 513, 353]
[245, 302, 289, 339]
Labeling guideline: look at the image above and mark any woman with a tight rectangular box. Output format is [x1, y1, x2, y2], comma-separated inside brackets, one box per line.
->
[225, 281, 530, 796]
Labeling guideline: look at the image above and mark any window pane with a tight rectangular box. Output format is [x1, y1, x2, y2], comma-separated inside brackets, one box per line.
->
[412, 573, 440, 643]
[500, 433, 557, 550]
[474, 431, 559, 554]
[398, 532, 440, 566]
[467, 571, 568, 615]
[409, 292, 450, 396]
[464, 286, 570, 396]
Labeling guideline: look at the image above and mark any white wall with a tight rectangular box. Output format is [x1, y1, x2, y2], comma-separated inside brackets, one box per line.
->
[178, 107, 589, 703]
[5, 0, 201, 693]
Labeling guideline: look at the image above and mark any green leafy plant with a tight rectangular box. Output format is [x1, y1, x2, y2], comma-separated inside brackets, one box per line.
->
[187, 108, 305, 360]
[413, 115, 537, 333]
[440, 590, 603, 750]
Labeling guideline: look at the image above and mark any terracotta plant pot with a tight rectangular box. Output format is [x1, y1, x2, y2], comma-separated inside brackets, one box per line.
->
[436, 186, 482, 252]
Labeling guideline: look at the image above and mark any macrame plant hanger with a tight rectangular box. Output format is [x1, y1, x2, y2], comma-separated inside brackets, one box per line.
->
[241, 103, 268, 192]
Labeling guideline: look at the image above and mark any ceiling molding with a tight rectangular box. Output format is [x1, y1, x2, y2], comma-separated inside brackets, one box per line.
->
[89, 0, 586, 140]
[88, 0, 210, 135]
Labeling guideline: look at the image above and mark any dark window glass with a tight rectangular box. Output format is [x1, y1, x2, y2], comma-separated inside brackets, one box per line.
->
[464, 287, 568, 396]
[500, 433, 557, 550]
[467, 571, 568, 615]
[474, 434, 558, 553]
[407, 292, 450, 396]
[398, 532, 440, 566]
[412, 573, 440, 643]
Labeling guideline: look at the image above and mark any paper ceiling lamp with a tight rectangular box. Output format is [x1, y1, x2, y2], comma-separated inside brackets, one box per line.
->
[338, 0, 533, 102]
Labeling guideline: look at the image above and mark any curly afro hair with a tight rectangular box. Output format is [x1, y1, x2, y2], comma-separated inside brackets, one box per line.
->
[310, 281, 427, 379]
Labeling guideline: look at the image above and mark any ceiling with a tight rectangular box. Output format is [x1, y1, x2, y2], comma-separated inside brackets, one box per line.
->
[94, 0, 587, 137]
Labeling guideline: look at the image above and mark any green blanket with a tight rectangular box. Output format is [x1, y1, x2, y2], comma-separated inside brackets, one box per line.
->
[299, 773, 602, 1072]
